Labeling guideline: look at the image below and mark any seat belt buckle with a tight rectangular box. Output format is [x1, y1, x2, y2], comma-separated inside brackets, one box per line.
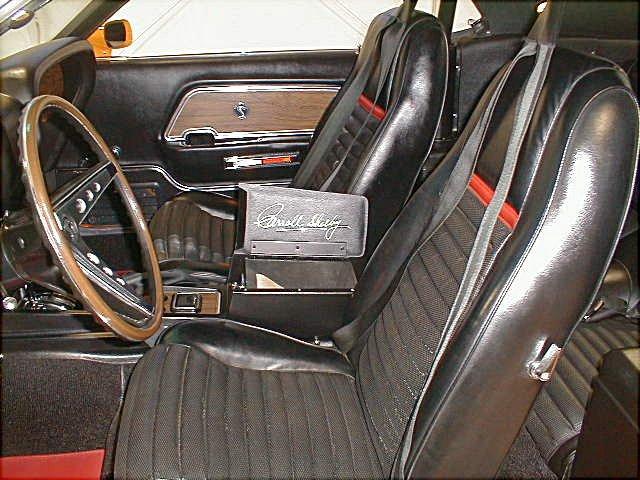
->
[528, 343, 562, 382]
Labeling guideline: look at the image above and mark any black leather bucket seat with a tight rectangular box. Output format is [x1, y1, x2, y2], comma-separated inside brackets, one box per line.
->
[113, 3, 639, 478]
[148, 6, 448, 277]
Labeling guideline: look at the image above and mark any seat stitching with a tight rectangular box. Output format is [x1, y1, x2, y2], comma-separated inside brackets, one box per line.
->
[527, 407, 559, 453]
[441, 215, 471, 261]
[313, 375, 338, 479]
[357, 385, 392, 455]
[369, 325, 407, 424]
[223, 365, 231, 478]
[177, 347, 190, 479]
[151, 345, 170, 478]
[415, 245, 450, 308]
[418, 245, 456, 310]
[329, 375, 358, 478]
[551, 367, 586, 413]
[202, 357, 211, 479]
[363, 338, 398, 448]
[431, 230, 465, 293]
[531, 407, 580, 462]
[405, 266, 441, 334]
[260, 372, 274, 479]
[593, 324, 629, 349]
[388, 295, 428, 376]
[396, 280, 432, 354]
[581, 327, 617, 353]
[557, 347, 594, 394]
[241, 370, 252, 478]
[598, 322, 638, 346]
[383, 301, 424, 393]
[541, 380, 578, 429]
[570, 330, 602, 367]
[295, 374, 318, 477]
[454, 202, 479, 233]
[566, 332, 600, 377]
[358, 346, 394, 454]
[277, 374, 296, 477]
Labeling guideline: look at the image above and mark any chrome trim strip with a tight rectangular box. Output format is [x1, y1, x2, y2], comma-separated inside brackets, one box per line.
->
[164, 83, 339, 147]
[96, 49, 357, 63]
[224, 151, 300, 170]
[122, 164, 291, 192]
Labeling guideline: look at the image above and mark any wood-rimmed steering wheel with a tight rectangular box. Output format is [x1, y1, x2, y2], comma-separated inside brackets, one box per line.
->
[19, 95, 163, 341]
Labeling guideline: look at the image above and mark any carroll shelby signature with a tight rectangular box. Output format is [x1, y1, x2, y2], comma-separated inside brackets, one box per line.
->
[254, 203, 351, 240]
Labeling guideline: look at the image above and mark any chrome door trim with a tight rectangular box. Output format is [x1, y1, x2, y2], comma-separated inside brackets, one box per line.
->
[121, 164, 291, 192]
[164, 83, 339, 147]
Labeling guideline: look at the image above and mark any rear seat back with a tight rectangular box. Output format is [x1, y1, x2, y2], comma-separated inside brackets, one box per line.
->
[590, 226, 639, 319]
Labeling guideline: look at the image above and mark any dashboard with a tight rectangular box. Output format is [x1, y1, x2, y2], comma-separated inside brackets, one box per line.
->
[0, 38, 96, 210]
[39, 63, 65, 98]
[0, 37, 95, 105]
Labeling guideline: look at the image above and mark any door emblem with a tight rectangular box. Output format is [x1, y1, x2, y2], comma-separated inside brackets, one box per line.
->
[233, 102, 249, 120]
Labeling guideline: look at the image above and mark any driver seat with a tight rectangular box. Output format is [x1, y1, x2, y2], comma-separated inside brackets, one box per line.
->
[113, 5, 639, 478]
[148, 7, 448, 278]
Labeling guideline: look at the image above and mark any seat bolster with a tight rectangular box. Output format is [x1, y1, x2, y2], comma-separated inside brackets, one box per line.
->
[161, 319, 355, 377]
[172, 191, 238, 221]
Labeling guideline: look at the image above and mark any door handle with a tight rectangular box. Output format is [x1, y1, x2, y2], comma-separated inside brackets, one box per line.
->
[224, 153, 299, 170]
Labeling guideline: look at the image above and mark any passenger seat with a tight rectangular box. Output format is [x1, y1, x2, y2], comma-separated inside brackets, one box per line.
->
[149, 5, 448, 279]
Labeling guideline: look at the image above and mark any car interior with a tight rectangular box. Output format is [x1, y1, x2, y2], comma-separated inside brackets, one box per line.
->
[0, 0, 638, 479]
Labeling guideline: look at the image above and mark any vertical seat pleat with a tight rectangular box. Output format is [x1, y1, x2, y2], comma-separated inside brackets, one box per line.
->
[356, 190, 510, 473]
[116, 345, 386, 479]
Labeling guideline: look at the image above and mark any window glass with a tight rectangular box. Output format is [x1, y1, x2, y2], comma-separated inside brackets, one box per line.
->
[0, 0, 92, 59]
[104, 0, 438, 57]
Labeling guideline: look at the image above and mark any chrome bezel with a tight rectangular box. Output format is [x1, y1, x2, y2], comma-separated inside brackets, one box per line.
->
[163, 83, 339, 147]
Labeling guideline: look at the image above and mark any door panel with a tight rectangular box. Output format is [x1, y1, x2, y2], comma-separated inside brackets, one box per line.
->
[165, 84, 338, 146]
[82, 50, 355, 190]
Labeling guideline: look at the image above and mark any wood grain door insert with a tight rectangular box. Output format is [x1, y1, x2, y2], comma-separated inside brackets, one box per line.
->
[165, 84, 338, 145]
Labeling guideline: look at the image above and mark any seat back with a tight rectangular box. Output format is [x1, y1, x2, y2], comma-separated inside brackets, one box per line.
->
[291, 10, 448, 261]
[345, 11, 639, 478]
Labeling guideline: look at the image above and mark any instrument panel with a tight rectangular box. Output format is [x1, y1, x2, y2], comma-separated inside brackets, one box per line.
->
[38, 63, 65, 98]
[1, 38, 96, 209]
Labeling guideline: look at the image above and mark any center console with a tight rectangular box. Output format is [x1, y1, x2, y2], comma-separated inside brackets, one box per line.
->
[162, 184, 368, 338]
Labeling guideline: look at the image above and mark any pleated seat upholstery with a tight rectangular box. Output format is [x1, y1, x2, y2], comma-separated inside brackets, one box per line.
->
[116, 343, 383, 479]
[150, 193, 236, 274]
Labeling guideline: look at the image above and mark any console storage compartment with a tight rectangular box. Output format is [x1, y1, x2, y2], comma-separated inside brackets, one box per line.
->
[229, 257, 356, 338]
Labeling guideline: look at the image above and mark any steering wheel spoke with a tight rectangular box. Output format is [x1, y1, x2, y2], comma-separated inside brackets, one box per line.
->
[72, 246, 153, 318]
[64, 233, 150, 314]
[19, 95, 163, 341]
[52, 160, 116, 227]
